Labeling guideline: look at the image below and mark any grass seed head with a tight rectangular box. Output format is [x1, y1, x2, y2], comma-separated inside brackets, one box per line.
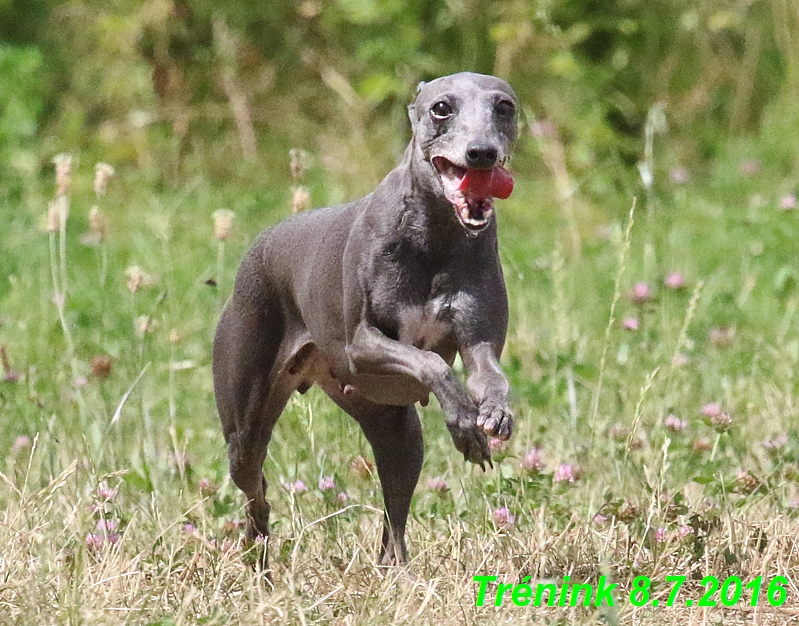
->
[291, 186, 311, 213]
[126, 266, 154, 293]
[212, 209, 235, 240]
[94, 162, 115, 196]
[53, 153, 72, 195]
[135, 315, 154, 337]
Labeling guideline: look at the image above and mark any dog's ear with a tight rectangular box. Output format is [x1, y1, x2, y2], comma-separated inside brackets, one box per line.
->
[407, 81, 425, 124]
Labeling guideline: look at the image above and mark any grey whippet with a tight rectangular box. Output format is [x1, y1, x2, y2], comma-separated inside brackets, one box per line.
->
[213, 72, 518, 569]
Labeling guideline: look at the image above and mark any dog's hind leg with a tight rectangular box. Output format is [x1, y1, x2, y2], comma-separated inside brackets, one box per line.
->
[323, 388, 423, 565]
[213, 297, 295, 570]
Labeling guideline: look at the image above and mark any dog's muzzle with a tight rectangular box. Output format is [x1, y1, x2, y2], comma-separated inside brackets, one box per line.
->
[432, 156, 514, 233]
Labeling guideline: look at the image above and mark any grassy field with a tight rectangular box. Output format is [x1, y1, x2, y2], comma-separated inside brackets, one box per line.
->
[3, 124, 799, 625]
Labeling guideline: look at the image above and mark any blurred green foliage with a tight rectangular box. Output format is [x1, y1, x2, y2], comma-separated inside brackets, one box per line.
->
[0, 0, 796, 195]
[0, 45, 45, 177]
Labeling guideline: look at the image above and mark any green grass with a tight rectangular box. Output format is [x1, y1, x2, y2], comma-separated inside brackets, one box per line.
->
[2, 138, 799, 625]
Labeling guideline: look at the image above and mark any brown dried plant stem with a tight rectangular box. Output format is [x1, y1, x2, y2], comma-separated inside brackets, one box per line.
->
[213, 18, 257, 161]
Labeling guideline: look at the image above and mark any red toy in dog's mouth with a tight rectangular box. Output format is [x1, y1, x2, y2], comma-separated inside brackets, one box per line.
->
[432, 156, 514, 231]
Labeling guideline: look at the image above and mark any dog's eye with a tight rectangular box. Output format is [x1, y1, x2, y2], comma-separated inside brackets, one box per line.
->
[430, 101, 453, 121]
[495, 100, 516, 118]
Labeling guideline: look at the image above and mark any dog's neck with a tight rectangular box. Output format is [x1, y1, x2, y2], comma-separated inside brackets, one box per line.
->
[368, 141, 494, 260]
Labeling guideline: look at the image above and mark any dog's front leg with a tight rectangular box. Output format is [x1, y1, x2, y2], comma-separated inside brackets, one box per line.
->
[461, 342, 514, 441]
[345, 323, 491, 467]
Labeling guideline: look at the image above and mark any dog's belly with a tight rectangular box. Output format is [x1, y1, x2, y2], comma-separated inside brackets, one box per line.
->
[344, 373, 431, 406]
[300, 349, 433, 406]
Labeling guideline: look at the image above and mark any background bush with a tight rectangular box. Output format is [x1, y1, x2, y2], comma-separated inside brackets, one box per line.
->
[0, 0, 797, 195]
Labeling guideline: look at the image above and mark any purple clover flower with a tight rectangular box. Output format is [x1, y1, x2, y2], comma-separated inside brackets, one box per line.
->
[493, 507, 516, 528]
[520, 447, 545, 472]
[623, 317, 639, 331]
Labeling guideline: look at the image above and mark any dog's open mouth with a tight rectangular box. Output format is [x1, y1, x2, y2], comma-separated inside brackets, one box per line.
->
[432, 157, 514, 232]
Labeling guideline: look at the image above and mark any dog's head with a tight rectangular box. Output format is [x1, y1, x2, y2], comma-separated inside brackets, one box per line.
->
[408, 72, 519, 233]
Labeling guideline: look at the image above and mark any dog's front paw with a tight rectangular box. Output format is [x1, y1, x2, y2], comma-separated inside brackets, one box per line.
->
[477, 400, 514, 441]
[446, 409, 491, 468]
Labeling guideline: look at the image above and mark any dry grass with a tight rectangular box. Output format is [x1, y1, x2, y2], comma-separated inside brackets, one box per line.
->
[3, 447, 799, 625]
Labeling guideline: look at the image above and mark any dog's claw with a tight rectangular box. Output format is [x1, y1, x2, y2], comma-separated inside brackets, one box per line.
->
[479, 402, 514, 441]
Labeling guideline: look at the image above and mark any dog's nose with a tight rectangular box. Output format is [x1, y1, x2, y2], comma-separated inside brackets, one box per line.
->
[465, 142, 499, 169]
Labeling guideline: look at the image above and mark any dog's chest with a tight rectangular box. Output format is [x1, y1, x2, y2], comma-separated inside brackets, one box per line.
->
[370, 258, 471, 353]
[394, 291, 474, 355]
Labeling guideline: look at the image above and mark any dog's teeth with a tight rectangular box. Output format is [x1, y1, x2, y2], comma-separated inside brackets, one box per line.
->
[459, 206, 492, 227]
